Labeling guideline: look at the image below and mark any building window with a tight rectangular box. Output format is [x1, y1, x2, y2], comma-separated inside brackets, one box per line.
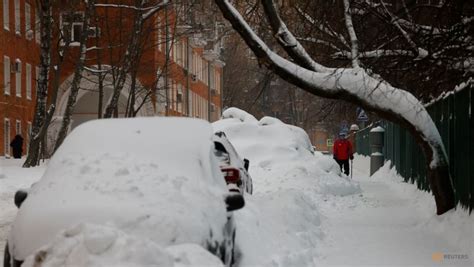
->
[14, 0, 20, 34]
[15, 119, 21, 135]
[210, 66, 215, 90]
[216, 70, 221, 94]
[25, 3, 31, 39]
[15, 59, 21, 97]
[4, 56, 10, 95]
[3, 0, 9, 30]
[26, 63, 31, 99]
[60, 12, 84, 44]
[177, 84, 183, 113]
[157, 19, 162, 51]
[4, 118, 11, 157]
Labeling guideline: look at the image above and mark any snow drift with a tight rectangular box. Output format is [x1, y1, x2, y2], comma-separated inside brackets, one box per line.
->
[22, 223, 224, 267]
[213, 108, 361, 266]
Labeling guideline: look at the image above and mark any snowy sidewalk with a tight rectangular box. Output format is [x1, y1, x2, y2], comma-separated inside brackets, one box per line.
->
[316, 155, 473, 266]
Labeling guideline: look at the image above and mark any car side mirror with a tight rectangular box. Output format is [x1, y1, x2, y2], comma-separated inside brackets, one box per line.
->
[225, 193, 245, 212]
[243, 158, 250, 171]
[14, 190, 28, 208]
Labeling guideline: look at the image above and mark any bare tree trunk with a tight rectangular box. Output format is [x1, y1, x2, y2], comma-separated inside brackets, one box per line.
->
[215, 0, 455, 215]
[23, 0, 53, 167]
[126, 68, 138, 117]
[54, 0, 95, 152]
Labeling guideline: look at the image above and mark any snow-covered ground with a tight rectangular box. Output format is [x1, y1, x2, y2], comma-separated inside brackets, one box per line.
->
[0, 159, 46, 259]
[0, 110, 472, 266]
[317, 155, 473, 266]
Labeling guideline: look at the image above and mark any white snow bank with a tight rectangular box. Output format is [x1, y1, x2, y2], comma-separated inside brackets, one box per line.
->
[213, 108, 360, 196]
[234, 189, 322, 266]
[213, 108, 360, 266]
[371, 161, 474, 258]
[222, 107, 257, 123]
[0, 159, 46, 259]
[22, 223, 223, 267]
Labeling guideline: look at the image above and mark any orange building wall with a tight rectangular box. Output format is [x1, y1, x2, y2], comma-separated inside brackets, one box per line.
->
[1, 0, 40, 157]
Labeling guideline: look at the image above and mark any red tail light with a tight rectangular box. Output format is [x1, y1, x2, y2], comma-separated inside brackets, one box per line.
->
[222, 167, 240, 184]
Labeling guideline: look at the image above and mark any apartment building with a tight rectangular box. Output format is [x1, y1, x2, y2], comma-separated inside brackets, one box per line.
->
[1, 0, 40, 157]
[1, 2, 224, 157]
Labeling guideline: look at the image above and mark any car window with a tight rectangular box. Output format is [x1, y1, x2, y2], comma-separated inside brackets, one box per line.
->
[214, 141, 230, 165]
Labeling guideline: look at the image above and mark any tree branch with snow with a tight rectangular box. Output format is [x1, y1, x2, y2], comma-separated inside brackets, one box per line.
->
[214, 0, 455, 215]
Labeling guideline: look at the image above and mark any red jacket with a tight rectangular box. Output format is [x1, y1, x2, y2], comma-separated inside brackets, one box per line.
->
[333, 139, 353, 160]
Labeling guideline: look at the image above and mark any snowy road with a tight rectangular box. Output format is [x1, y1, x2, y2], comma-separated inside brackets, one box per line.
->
[316, 156, 473, 266]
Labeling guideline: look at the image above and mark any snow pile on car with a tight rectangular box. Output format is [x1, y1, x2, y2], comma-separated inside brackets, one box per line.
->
[213, 108, 360, 196]
[213, 108, 361, 266]
[9, 118, 229, 261]
[22, 223, 224, 267]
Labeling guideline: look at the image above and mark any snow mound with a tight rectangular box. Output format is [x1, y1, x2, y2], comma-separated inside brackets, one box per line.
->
[213, 108, 360, 196]
[10, 118, 228, 260]
[222, 107, 257, 122]
[22, 224, 223, 267]
[212, 108, 361, 266]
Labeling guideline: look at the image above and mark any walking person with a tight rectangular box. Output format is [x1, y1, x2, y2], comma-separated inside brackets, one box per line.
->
[333, 132, 354, 176]
[10, 134, 24, 159]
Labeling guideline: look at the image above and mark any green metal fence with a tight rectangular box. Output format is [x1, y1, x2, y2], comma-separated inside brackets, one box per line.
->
[355, 87, 473, 212]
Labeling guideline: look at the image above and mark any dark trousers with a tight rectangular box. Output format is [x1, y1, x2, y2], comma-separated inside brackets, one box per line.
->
[336, 159, 350, 176]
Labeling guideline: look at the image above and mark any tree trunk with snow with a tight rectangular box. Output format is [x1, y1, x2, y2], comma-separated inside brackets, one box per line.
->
[23, 0, 53, 167]
[54, 0, 95, 152]
[215, 0, 455, 215]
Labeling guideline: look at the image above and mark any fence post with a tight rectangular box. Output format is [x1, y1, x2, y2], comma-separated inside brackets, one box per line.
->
[370, 126, 385, 176]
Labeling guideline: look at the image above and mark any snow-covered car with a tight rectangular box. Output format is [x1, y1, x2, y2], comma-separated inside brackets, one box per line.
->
[4, 118, 244, 267]
[213, 131, 253, 195]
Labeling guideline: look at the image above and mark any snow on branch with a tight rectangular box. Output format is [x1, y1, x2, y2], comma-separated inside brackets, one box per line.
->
[380, 1, 428, 59]
[95, 0, 169, 20]
[343, 0, 360, 68]
[142, 0, 169, 20]
[332, 49, 415, 59]
[298, 37, 344, 52]
[215, 0, 446, 168]
[261, 0, 331, 73]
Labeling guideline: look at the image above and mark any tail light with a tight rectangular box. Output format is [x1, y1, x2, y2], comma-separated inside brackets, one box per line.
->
[222, 167, 241, 184]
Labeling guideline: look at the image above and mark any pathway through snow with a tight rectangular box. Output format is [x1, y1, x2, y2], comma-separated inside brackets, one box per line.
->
[316, 156, 472, 266]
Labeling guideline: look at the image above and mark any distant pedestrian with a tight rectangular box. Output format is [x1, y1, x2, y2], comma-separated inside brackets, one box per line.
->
[10, 134, 24, 159]
[333, 132, 353, 176]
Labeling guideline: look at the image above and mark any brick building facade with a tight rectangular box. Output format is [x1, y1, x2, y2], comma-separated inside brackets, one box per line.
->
[1, 0, 40, 157]
[1, 1, 224, 157]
